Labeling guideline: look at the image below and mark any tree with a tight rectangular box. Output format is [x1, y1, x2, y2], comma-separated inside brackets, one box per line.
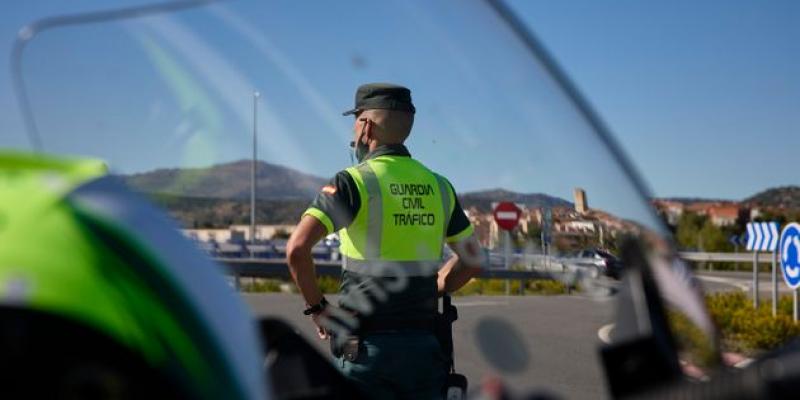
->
[698, 220, 729, 252]
[676, 212, 706, 250]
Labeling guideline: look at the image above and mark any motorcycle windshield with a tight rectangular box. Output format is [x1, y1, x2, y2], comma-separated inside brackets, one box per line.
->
[5, 1, 739, 398]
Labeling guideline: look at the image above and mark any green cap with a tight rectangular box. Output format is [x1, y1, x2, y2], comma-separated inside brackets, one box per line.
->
[342, 83, 416, 116]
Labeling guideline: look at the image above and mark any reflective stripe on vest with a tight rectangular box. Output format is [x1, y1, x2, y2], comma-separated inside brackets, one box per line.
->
[435, 174, 452, 241]
[359, 162, 382, 259]
[338, 156, 453, 277]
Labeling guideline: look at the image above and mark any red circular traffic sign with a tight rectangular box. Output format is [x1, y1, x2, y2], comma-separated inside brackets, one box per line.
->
[493, 202, 521, 231]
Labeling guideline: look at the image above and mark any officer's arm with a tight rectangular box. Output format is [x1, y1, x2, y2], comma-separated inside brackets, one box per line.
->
[438, 234, 483, 295]
[286, 215, 328, 307]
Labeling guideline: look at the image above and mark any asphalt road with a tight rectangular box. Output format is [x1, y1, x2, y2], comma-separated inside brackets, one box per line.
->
[243, 293, 615, 400]
[695, 270, 795, 295]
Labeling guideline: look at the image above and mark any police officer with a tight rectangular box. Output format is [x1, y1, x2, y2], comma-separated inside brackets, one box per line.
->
[286, 83, 482, 399]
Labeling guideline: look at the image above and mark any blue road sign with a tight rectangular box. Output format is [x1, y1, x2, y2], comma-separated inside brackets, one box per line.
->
[729, 235, 740, 247]
[780, 223, 800, 290]
[746, 222, 779, 252]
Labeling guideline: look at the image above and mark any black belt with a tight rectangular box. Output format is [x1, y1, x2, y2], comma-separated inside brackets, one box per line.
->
[357, 317, 436, 334]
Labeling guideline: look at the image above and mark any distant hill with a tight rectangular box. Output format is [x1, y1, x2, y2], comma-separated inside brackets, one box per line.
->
[744, 186, 800, 209]
[657, 197, 732, 204]
[654, 186, 800, 210]
[121, 160, 327, 200]
[460, 188, 572, 212]
[147, 194, 307, 228]
[146, 188, 572, 228]
[122, 162, 573, 227]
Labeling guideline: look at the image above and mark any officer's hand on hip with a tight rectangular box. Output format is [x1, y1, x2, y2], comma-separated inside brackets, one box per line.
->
[308, 302, 348, 340]
[311, 310, 330, 340]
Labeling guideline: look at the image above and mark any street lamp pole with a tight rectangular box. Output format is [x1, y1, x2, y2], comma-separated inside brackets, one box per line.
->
[250, 91, 260, 257]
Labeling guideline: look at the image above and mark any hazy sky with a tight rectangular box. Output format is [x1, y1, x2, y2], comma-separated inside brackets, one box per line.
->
[0, 0, 797, 201]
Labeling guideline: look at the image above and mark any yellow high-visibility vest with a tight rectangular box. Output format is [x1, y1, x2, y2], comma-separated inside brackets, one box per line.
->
[339, 155, 454, 277]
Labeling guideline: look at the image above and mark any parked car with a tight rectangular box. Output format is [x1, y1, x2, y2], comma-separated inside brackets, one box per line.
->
[578, 249, 623, 279]
[559, 249, 623, 279]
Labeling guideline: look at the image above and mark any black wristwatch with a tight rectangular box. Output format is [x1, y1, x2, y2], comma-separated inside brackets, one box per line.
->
[303, 297, 329, 316]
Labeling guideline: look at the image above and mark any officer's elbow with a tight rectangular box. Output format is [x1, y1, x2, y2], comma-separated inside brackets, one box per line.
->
[453, 255, 482, 276]
[459, 254, 483, 271]
[285, 237, 311, 267]
[464, 264, 483, 279]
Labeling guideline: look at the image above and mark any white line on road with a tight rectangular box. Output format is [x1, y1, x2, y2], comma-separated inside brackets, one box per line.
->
[598, 323, 614, 344]
[696, 275, 750, 291]
[453, 300, 509, 307]
[597, 322, 757, 370]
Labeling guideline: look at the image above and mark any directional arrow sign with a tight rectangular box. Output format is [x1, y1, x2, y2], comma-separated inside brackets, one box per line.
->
[768, 223, 779, 252]
[780, 223, 800, 289]
[755, 223, 764, 251]
[746, 222, 780, 252]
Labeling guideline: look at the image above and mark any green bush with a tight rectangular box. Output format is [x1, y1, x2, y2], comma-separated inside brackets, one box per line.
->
[668, 310, 717, 368]
[240, 276, 568, 297]
[241, 279, 283, 293]
[240, 277, 341, 294]
[453, 279, 566, 296]
[528, 279, 568, 295]
[317, 276, 342, 294]
[454, 279, 483, 296]
[705, 292, 800, 353]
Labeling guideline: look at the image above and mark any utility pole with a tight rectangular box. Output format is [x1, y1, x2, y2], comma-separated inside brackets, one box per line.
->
[250, 91, 260, 257]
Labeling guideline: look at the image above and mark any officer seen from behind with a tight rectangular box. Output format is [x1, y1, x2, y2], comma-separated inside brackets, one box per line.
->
[286, 83, 483, 399]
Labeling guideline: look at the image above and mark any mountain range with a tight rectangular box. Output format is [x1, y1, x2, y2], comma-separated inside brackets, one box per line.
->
[120, 160, 572, 227]
[121, 160, 798, 227]
[121, 160, 327, 199]
[459, 188, 572, 211]
[743, 186, 800, 209]
[657, 186, 800, 210]
[120, 160, 575, 207]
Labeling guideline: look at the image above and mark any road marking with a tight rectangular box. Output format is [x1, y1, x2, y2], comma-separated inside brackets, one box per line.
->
[570, 294, 615, 302]
[453, 300, 509, 307]
[597, 323, 614, 344]
[695, 275, 749, 291]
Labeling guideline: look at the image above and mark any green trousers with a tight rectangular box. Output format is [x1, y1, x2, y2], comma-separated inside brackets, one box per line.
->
[336, 332, 448, 400]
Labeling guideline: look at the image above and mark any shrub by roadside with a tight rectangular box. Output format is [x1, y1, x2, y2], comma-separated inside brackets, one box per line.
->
[240, 276, 341, 294]
[453, 278, 566, 296]
[241, 277, 567, 297]
[706, 292, 800, 354]
[240, 279, 283, 293]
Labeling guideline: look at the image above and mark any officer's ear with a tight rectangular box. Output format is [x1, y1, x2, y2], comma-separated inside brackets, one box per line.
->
[359, 118, 373, 142]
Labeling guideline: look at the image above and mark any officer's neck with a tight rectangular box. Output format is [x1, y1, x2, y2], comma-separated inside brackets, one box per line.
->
[362, 142, 411, 161]
[368, 140, 404, 152]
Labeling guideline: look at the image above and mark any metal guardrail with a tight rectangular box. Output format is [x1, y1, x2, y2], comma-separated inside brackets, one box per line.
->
[220, 258, 553, 280]
[220, 252, 765, 281]
[678, 252, 776, 263]
[221, 258, 343, 279]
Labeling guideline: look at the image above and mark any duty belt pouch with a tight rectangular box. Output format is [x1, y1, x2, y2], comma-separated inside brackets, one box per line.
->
[331, 335, 360, 362]
[342, 337, 360, 362]
[444, 373, 468, 400]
